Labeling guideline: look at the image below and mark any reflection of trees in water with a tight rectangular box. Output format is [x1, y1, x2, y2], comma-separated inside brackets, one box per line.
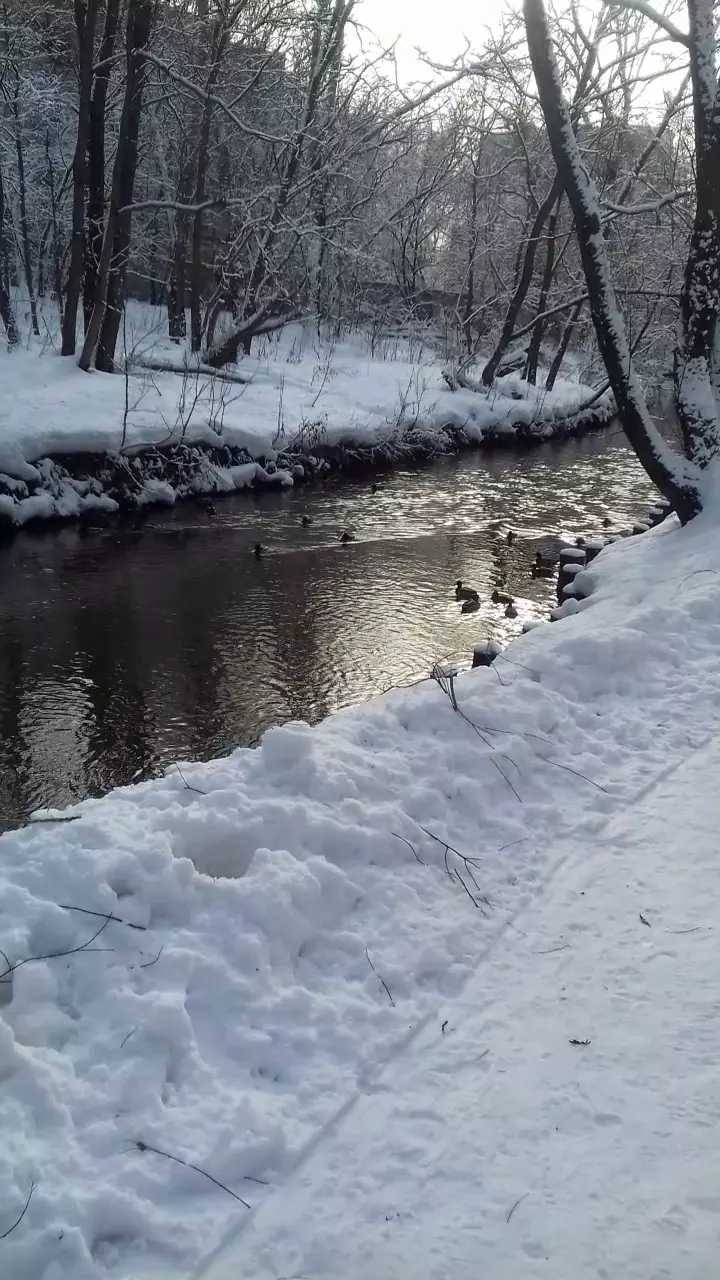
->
[267, 559, 333, 726]
[0, 635, 29, 827]
[74, 594, 154, 794]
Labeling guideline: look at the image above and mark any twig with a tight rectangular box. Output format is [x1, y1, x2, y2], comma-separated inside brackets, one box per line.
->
[0, 919, 112, 982]
[133, 1142, 251, 1207]
[392, 832, 426, 865]
[120, 1028, 137, 1049]
[506, 1192, 528, 1223]
[639, 913, 651, 927]
[365, 949, 395, 1006]
[58, 904, 147, 931]
[0, 1183, 35, 1240]
[27, 814, 80, 824]
[569, 1038, 591, 1046]
[534, 943, 569, 954]
[175, 765, 207, 795]
[139, 946, 164, 969]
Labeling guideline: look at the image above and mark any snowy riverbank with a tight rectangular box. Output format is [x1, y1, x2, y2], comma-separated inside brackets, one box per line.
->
[1, 505, 720, 1279]
[0, 316, 612, 527]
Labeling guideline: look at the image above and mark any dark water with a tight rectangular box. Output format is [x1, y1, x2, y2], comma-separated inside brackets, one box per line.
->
[0, 426, 660, 830]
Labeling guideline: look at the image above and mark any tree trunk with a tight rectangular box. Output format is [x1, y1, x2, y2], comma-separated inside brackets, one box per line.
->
[84, 0, 121, 331]
[672, 0, 720, 468]
[525, 195, 562, 384]
[13, 85, 39, 336]
[0, 165, 19, 347]
[45, 131, 64, 323]
[62, 0, 101, 355]
[524, 0, 702, 521]
[167, 227, 187, 340]
[545, 298, 583, 390]
[80, 0, 154, 372]
[482, 175, 561, 384]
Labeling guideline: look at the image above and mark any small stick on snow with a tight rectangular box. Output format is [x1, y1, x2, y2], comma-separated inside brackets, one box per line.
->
[392, 833, 426, 865]
[0, 919, 113, 982]
[139, 946, 164, 969]
[0, 1183, 35, 1240]
[639, 913, 651, 927]
[365, 949, 395, 1006]
[27, 814, 80, 824]
[58, 904, 147, 931]
[133, 1142, 252, 1206]
[174, 764, 207, 795]
[506, 1192, 528, 1223]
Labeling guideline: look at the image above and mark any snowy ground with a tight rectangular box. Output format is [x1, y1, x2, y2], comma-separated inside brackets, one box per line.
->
[0, 305, 607, 487]
[1, 507, 720, 1280]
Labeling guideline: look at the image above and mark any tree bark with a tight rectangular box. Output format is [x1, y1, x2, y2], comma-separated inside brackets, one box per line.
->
[62, 0, 101, 356]
[524, 0, 702, 521]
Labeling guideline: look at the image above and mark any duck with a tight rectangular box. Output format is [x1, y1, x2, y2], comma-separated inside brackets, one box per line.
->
[535, 550, 557, 569]
[197, 496, 216, 515]
[531, 563, 555, 579]
[253, 542, 264, 557]
[506, 530, 516, 545]
[505, 601, 518, 618]
[492, 589, 514, 606]
[340, 530, 355, 543]
[455, 580, 479, 602]
[602, 517, 613, 528]
[371, 482, 380, 493]
[461, 597, 480, 613]
[301, 515, 313, 526]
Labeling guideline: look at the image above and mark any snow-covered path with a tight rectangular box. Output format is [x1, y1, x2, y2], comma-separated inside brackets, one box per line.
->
[195, 736, 720, 1280]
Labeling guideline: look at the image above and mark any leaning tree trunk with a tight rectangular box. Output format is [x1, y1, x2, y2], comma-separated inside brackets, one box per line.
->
[545, 297, 583, 391]
[524, 0, 702, 522]
[672, 0, 720, 468]
[62, 0, 101, 356]
[80, 0, 154, 372]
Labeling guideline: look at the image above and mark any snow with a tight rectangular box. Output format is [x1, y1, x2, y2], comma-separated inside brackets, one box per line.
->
[3, 509, 720, 1279]
[0, 306, 610, 484]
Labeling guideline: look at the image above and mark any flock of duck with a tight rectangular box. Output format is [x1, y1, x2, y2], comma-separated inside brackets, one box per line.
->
[455, 535, 559, 619]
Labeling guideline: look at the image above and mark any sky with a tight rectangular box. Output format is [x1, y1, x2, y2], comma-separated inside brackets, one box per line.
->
[357, 0, 505, 83]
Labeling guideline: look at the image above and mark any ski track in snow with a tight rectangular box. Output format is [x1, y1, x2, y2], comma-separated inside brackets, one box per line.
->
[196, 734, 720, 1280]
[2, 511, 720, 1278]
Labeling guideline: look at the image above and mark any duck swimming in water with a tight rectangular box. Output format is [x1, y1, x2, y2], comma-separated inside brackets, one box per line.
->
[531, 563, 554, 579]
[455, 580, 479, 601]
[340, 530, 354, 543]
[461, 597, 480, 613]
[505, 601, 518, 618]
[492, 589, 514, 606]
[506, 530, 516, 545]
[301, 515, 313, 526]
[253, 542, 264, 557]
[535, 550, 557, 568]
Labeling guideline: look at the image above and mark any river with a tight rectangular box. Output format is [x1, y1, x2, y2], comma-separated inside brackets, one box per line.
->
[0, 426, 661, 830]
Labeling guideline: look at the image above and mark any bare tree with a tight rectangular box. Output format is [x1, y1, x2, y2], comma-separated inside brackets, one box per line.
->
[524, 0, 710, 520]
